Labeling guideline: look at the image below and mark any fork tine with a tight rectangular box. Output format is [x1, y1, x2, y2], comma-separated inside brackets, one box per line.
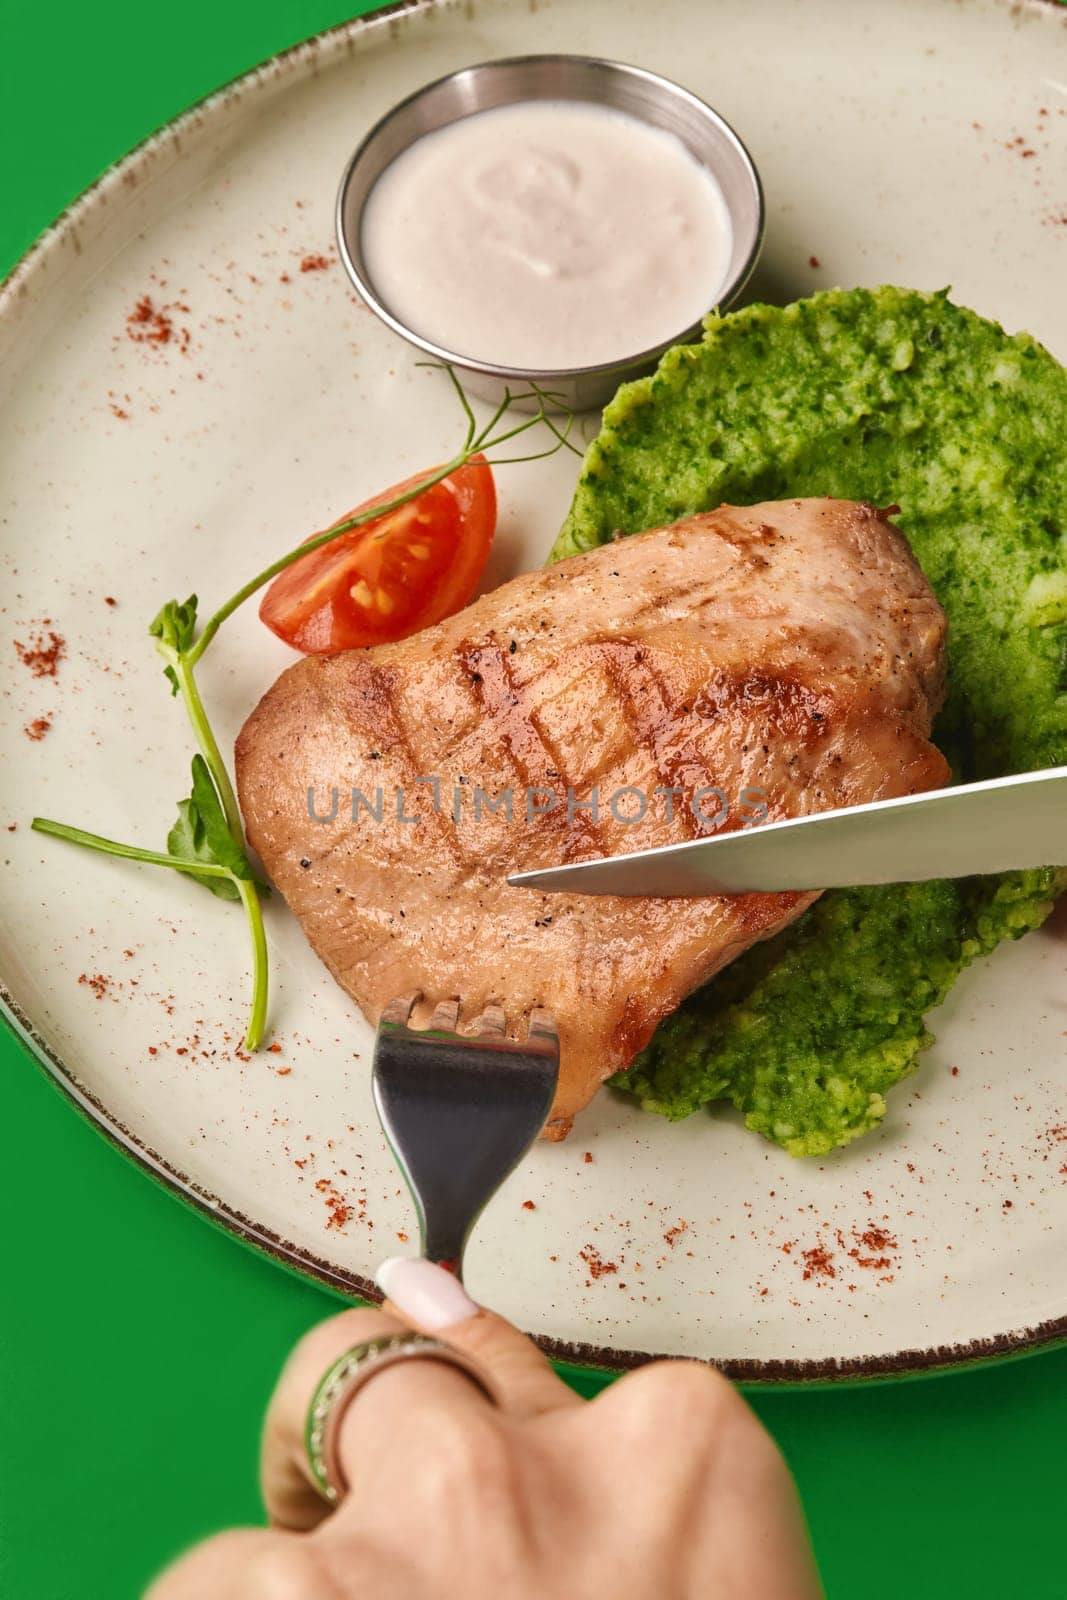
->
[371, 998, 560, 1279]
[470, 1003, 507, 1038]
[381, 992, 420, 1026]
[527, 1007, 559, 1046]
[427, 998, 461, 1033]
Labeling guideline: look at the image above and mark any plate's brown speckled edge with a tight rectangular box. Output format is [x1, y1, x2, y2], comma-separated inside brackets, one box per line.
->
[9, 976, 1067, 1387]
[2, 0, 1066, 1387]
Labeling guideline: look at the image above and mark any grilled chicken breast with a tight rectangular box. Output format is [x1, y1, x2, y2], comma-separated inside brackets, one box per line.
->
[236, 498, 948, 1135]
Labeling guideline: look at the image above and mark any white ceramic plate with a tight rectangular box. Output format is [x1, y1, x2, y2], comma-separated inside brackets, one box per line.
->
[2, 0, 1066, 1380]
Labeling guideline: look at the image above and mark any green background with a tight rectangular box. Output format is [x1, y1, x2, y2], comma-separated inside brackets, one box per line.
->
[1, 3, 1065, 1595]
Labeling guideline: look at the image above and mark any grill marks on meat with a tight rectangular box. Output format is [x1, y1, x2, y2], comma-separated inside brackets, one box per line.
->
[460, 641, 604, 860]
[236, 498, 949, 1135]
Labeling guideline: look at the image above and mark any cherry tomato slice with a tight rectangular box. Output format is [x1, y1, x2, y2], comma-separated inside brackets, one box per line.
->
[259, 455, 496, 653]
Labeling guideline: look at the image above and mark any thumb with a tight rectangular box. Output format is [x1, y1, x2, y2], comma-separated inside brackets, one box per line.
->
[376, 1256, 581, 1419]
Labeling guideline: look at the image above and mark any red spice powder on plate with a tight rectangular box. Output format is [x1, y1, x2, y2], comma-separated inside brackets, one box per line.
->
[14, 628, 65, 679]
[326, 1197, 353, 1229]
[849, 1225, 898, 1272]
[801, 1243, 836, 1281]
[127, 295, 172, 344]
[126, 295, 191, 352]
[579, 1245, 618, 1280]
[78, 972, 114, 1000]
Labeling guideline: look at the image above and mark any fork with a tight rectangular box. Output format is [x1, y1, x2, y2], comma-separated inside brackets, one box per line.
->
[371, 996, 560, 1283]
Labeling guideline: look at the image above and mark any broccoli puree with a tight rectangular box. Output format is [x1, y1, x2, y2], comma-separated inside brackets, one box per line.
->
[551, 286, 1067, 1156]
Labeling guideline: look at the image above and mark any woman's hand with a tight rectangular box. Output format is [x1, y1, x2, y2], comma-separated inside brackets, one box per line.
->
[149, 1259, 822, 1599]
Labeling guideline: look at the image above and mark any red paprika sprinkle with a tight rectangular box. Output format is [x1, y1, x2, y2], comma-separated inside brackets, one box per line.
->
[15, 628, 65, 679]
[579, 1245, 618, 1280]
[801, 1242, 836, 1281]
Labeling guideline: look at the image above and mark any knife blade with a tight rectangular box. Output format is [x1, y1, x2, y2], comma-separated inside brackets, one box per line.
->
[506, 766, 1067, 897]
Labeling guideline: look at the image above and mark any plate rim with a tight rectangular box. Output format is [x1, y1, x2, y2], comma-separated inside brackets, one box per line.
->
[2, 0, 1065, 1385]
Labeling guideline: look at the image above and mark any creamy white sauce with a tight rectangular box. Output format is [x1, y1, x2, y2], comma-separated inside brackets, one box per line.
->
[361, 99, 734, 370]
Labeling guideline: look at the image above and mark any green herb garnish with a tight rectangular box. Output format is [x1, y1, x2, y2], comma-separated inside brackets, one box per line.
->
[33, 372, 577, 1050]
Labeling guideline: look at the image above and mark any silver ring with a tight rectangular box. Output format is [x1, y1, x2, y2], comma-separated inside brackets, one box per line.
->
[304, 1331, 497, 1503]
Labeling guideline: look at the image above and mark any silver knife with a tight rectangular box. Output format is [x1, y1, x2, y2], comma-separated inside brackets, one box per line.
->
[507, 766, 1067, 897]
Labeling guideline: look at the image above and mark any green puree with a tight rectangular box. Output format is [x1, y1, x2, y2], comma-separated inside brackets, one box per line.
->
[551, 286, 1067, 1156]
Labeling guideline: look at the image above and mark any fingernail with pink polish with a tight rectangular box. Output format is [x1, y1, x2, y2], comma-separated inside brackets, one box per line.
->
[376, 1256, 479, 1330]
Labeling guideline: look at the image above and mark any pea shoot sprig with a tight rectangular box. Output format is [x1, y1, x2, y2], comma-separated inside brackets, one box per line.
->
[32, 373, 579, 1050]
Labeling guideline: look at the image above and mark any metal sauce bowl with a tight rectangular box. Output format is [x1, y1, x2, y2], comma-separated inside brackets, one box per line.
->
[336, 54, 764, 412]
